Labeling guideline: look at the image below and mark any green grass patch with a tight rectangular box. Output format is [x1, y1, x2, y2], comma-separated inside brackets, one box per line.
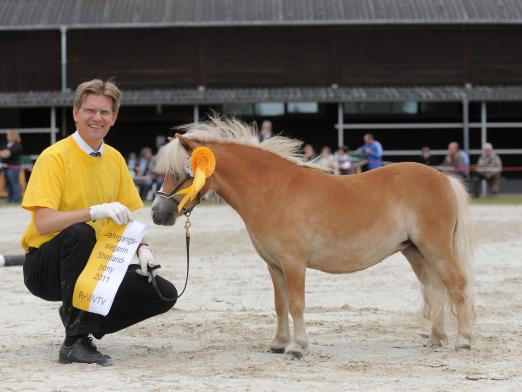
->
[0, 198, 12, 207]
[471, 194, 522, 205]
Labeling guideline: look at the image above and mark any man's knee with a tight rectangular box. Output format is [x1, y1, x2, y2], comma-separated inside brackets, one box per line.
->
[154, 277, 178, 311]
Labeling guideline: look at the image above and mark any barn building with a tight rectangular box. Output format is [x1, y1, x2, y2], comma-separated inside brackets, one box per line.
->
[0, 0, 521, 174]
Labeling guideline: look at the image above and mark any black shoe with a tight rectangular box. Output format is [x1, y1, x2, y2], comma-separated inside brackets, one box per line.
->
[58, 307, 110, 359]
[80, 335, 112, 359]
[59, 337, 112, 366]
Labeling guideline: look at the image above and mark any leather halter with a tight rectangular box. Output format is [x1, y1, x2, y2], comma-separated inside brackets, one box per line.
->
[155, 174, 201, 215]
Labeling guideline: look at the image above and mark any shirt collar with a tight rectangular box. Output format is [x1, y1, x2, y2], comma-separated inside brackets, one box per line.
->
[72, 131, 104, 156]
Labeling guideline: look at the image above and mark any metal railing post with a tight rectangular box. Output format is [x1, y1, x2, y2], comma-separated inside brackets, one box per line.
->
[337, 103, 344, 148]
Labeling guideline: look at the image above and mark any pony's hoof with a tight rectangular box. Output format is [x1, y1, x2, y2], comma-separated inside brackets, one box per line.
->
[284, 341, 308, 360]
[286, 350, 302, 360]
[455, 336, 472, 351]
[425, 339, 443, 348]
[269, 337, 289, 354]
[426, 333, 447, 347]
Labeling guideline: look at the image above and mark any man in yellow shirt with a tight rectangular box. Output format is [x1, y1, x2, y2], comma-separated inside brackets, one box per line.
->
[21, 79, 177, 366]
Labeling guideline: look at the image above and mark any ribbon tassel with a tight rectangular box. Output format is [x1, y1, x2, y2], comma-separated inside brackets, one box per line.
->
[176, 164, 207, 212]
[175, 147, 216, 212]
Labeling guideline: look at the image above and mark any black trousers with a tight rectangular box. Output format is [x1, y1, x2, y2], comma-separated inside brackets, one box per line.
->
[23, 223, 177, 338]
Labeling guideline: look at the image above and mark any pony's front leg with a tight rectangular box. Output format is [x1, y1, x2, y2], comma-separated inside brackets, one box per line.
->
[282, 263, 309, 360]
[267, 264, 290, 353]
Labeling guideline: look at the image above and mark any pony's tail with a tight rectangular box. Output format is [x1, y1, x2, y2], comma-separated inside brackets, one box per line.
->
[448, 176, 475, 320]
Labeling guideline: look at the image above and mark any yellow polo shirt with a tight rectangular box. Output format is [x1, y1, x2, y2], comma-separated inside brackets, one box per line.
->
[21, 136, 143, 251]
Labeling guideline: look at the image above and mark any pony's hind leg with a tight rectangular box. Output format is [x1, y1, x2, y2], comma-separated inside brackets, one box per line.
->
[402, 246, 448, 346]
[267, 264, 290, 353]
[430, 257, 474, 350]
[416, 244, 474, 350]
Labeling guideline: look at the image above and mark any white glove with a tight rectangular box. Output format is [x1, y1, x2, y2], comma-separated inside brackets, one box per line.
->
[136, 244, 156, 281]
[90, 202, 133, 225]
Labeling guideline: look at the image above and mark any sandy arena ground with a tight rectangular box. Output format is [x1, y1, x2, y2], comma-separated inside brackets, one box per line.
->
[0, 203, 521, 391]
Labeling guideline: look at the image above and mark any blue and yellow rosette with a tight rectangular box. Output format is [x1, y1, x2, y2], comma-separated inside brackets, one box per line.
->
[176, 146, 216, 212]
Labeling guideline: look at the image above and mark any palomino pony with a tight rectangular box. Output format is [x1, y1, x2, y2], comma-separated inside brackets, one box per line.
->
[152, 117, 474, 359]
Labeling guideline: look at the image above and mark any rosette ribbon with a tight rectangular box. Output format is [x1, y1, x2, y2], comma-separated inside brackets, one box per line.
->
[176, 146, 216, 212]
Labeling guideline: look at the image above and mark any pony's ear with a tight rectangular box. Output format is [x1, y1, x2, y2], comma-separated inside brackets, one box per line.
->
[176, 134, 201, 153]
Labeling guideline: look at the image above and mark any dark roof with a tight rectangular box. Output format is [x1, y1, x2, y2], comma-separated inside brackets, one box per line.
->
[1, 86, 522, 107]
[1, 0, 522, 30]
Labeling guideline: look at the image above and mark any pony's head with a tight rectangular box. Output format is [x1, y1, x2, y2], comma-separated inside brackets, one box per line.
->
[151, 133, 209, 226]
[152, 116, 262, 226]
[152, 116, 327, 226]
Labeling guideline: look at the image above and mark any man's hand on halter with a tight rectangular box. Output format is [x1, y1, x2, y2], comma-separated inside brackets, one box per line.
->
[136, 244, 157, 281]
[90, 202, 132, 225]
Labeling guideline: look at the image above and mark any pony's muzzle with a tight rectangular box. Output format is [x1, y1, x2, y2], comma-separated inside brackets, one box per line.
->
[151, 198, 178, 226]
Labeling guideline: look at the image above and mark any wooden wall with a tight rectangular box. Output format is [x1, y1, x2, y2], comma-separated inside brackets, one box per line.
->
[0, 31, 61, 91]
[1, 26, 522, 92]
[200, 27, 331, 87]
[67, 27, 332, 88]
[335, 26, 465, 85]
[468, 26, 522, 84]
[68, 29, 200, 88]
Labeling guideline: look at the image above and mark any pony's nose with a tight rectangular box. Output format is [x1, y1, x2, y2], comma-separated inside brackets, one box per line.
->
[151, 205, 162, 224]
[151, 205, 176, 226]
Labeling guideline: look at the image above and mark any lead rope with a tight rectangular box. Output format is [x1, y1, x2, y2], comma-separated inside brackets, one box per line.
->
[178, 211, 191, 298]
[148, 211, 191, 301]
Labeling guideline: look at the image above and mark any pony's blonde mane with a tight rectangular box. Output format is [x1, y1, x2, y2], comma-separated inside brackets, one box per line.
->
[158, 116, 327, 177]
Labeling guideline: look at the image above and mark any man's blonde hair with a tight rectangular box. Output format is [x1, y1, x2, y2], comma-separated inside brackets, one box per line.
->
[73, 79, 122, 113]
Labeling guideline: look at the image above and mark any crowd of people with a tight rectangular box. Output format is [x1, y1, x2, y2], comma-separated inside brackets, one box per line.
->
[261, 120, 503, 195]
[126, 146, 164, 201]
[0, 120, 506, 204]
[261, 120, 385, 175]
[316, 139, 501, 195]
[426, 141, 503, 196]
[312, 133, 384, 175]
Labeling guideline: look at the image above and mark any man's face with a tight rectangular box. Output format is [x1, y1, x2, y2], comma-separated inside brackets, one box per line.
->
[364, 134, 372, 144]
[142, 148, 153, 159]
[484, 147, 493, 157]
[73, 94, 118, 147]
[261, 122, 272, 136]
[304, 144, 314, 156]
[448, 142, 459, 155]
[321, 147, 331, 157]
